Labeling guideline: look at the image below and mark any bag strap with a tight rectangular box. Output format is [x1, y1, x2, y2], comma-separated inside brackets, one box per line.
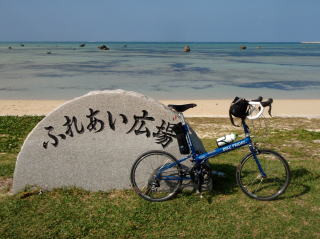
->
[229, 97, 241, 127]
[229, 108, 239, 127]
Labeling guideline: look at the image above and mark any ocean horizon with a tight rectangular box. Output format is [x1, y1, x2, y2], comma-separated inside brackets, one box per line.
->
[1, 42, 320, 100]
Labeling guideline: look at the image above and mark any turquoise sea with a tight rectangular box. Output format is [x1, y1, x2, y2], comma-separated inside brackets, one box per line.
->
[0, 42, 320, 100]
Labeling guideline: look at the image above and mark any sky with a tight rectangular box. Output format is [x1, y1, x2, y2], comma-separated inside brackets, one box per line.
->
[0, 0, 319, 42]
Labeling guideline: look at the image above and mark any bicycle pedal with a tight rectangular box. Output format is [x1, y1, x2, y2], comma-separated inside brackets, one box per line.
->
[195, 190, 204, 198]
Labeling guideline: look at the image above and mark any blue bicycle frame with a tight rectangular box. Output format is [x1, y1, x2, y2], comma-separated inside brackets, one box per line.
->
[157, 114, 267, 180]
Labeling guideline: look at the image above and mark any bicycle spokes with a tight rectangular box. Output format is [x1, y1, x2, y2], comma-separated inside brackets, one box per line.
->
[237, 150, 290, 200]
[131, 151, 182, 202]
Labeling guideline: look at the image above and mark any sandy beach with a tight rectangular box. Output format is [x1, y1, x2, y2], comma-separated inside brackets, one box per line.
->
[0, 99, 320, 118]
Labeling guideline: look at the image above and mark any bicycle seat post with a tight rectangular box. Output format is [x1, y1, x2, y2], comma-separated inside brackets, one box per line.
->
[178, 112, 187, 126]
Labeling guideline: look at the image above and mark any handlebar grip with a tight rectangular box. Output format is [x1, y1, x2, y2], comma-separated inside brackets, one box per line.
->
[261, 98, 273, 117]
[261, 98, 273, 107]
[251, 96, 263, 102]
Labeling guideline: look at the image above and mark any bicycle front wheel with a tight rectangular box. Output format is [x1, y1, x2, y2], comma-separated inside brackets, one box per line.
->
[130, 150, 182, 202]
[236, 149, 290, 201]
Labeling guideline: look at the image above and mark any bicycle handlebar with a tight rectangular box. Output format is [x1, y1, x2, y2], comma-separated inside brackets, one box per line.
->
[251, 96, 263, 102]
[261, 98, 273, 107]
[247, 97, 273, 119]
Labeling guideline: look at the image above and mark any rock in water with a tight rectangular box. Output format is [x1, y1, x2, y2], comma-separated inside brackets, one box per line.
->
[240, 45, 247, 50]
[80, 43, 86, 47]
[98, 45, 110, 50]
[13, 90, 205, 193]
[183, 45, 191, 52]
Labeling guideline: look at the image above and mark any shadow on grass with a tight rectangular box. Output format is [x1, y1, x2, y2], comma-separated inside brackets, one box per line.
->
[179, 163, 239, 203]
[278, 168, 319, 200]
[180, 165, 318, 203]
[292, 168, 320, 180]
[209, 163, 238, 194]
[205, 163, 238, 203]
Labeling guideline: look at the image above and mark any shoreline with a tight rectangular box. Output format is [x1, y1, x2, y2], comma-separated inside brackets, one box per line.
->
[0, 99, 320, 118]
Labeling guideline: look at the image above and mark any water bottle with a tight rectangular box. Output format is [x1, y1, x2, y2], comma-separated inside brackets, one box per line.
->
[216, 133, 237, 147]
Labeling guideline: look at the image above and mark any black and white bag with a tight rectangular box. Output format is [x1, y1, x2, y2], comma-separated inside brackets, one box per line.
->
[229, 97, 249, 126]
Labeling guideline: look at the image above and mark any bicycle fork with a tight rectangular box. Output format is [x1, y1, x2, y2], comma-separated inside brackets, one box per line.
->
[249, 146, 267, 178]
[243, 120, 267, 178]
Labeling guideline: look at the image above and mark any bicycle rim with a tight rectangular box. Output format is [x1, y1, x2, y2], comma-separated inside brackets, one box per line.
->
[130, 151, 182, 202]
[237, 150, 290, 201]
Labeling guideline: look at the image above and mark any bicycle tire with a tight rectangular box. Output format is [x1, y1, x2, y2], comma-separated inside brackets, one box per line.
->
[236, 149, 290, 201]
[130, 150, 182, 202]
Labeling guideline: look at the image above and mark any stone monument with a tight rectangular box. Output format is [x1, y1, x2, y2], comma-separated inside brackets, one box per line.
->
[13, 90, 205, 193]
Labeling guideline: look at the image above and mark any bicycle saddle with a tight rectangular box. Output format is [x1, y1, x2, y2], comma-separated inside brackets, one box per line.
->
[167, 103, 197, 112]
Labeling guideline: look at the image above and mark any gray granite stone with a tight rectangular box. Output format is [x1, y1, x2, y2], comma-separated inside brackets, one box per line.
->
[13, 90, 205, 193]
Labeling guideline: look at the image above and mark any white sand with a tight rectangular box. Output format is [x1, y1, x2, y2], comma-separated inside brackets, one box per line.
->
[1, 99, 320, 118]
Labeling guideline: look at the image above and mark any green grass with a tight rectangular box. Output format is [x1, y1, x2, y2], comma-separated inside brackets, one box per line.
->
[0, 116, 43, 177]
[0, 116, 320, 239]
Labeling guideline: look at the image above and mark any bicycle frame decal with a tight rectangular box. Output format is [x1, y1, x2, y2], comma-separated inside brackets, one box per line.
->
[195, 137, 251, 162]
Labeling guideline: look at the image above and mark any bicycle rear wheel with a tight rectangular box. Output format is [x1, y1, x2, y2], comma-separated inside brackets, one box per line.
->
[236, 149, 290, 201]
[130, 150, 182, 202]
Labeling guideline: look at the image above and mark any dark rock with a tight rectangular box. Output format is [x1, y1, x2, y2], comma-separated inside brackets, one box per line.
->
[8, 46, 12, 50]
[20, 44, 24, 47]
[98, 45, 110, 50]
[80, 43, 86, 47]
[47, 51, 52, 54]
[240, 45, 247, 50]
[183, 45, 191, 52]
